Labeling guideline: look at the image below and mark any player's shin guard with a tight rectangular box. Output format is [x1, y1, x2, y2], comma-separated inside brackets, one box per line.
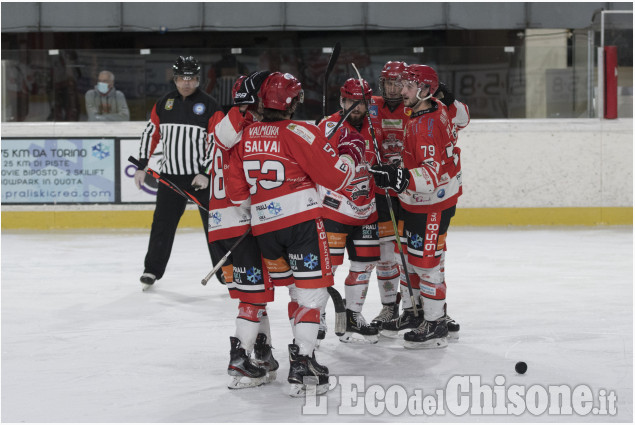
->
[403, 265, 449, 349]
[399, 270, 421, 310]
[376, 261, 400, 304]
[293, 306, 321, 356]
[341, 267, 378, 344]
[235, 303, 266, 353]
[287, 300, 299, 338]
[344, 270, 370, 313]
[372, 259, 400, 328]
[414, 265, 447, 321]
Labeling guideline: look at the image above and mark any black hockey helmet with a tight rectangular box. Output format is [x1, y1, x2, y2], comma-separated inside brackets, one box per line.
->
[173, 56, 200, 78]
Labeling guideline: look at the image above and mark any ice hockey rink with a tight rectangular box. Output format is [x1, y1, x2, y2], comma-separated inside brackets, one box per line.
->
[1, 225, 632, 422]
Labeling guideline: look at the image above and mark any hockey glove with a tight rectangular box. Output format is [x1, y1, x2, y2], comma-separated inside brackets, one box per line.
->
[337, 129, 366, 167]
[191, 174, 209, 191]
[370, 163, 410, 193]
[234, 70, 271, 105]
[434, 82, 455, 108]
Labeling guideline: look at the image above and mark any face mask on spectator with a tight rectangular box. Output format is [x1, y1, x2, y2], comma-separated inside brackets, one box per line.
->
[97, 82, 110, 94]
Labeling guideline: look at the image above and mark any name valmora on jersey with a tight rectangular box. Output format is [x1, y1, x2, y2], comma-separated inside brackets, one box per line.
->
[226, 120, 357, 236]
[317, 111, 381, 226]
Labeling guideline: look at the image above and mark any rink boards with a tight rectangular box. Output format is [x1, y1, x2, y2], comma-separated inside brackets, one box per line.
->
[1, 119, 632, 228]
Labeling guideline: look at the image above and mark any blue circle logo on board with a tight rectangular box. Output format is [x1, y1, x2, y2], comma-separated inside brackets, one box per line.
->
[193, 103, 206, 115]
[437, 189, 446, 198]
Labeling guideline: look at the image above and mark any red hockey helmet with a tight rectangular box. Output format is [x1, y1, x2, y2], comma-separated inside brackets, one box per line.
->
[401, 64, 439, 96]
[380, 61, 406, 81]
[340, 78, 372, 100]
[259, 72, 304, 110]
[231, 75, 247, 100]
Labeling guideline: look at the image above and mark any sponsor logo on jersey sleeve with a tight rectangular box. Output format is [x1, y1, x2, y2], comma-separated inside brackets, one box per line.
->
[287, 123, 315, 144]
[369, 105, 378, 117]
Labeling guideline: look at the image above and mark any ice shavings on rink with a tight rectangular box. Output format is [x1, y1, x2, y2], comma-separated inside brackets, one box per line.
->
[1, 226, 632, 422]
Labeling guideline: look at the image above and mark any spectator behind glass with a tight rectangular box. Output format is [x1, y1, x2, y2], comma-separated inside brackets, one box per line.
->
[85, 70, 130, 121]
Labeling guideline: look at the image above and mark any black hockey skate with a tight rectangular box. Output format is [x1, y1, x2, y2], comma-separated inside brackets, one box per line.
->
[339, 309, 379, 344]
[380, 306, 424, 338]
[287, 343, 330, 397]
[227, 337, 267, 389]
[403, 319, 449, 349]
[445, 315, 460, 340]
[140, 273, 156, 291]
[370, 302, 399, 329]
[253, 333, 279, 383]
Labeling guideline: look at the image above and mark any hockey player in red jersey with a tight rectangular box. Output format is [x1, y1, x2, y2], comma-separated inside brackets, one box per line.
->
[371, 64, 461, 349]
[226, 72, 366, 396]
[208, 71, 280, 389]
[429, 80, 470, 340]
[373, 63, 470, 341]
[368, 61, 412, 330]
[317, 78, 382, 344]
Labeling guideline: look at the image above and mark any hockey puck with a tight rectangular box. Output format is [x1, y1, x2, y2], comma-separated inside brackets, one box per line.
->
[515, 361, 527, 374]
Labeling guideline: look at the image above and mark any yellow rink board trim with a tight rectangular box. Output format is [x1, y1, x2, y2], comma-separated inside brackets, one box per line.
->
[1, 207, 632, 229]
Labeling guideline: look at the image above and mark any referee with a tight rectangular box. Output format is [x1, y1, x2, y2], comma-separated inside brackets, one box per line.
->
[134, 56, 223, 290]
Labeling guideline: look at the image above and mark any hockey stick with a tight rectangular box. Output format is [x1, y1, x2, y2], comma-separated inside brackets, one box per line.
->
[350, 63, 419, 317]
[315, 42, 341, 125]
[201, 229, 251, 286]
[324, 99, 361, 140]
[322, 98, 363, 336]
[128, 156, 208, 213]
[327, 286, 346, 336]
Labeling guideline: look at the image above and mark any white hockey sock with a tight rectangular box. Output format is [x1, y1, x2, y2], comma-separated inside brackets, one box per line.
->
[235, 302, 267, 352]
[293, 306, 320, 356]
[293, 287, 328, 356]
[421, 298, 445, 322]
[414, 265, 446, 321]
[376, 261, 399, 305]
[399, 269, 421, 310]
[345, 274, 369, 313]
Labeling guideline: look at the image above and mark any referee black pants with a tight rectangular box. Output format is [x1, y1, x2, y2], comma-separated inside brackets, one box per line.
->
[143, 174, 213, 280]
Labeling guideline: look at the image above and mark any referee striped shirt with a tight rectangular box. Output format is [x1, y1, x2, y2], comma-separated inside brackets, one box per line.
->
[138, 88, 223, 175]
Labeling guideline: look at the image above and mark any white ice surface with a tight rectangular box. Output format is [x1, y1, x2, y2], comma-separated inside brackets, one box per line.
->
[1, 226, 632, 422]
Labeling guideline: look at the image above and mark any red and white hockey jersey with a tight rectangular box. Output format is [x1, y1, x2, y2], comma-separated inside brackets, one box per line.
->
[369, 96, 408, 164]
[400, 99, 462, 213]
[316, 111, 381, 226]
[369, 96, 409, 197]
[207, 107, 255, 242]
[226, 120, 357, 236]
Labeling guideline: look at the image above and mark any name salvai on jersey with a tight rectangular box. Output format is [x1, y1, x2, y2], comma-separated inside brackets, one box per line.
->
[227, 120, 356, 236]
